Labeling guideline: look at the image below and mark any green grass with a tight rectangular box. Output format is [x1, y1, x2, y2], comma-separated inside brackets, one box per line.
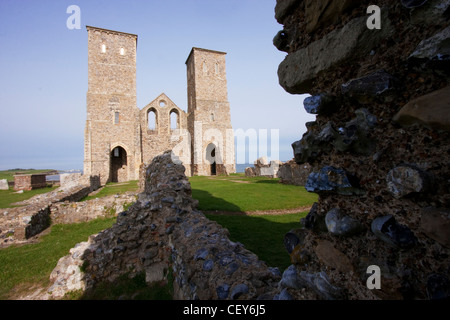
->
[78, 271, 173, 300]
[206, 212, 307, 271]
[0, 169, 56, 182]
[0, 186, 58, 209]
[81, 180, 139, 201]
[0, 217, 116, 299]
[189, 174, 318, 212]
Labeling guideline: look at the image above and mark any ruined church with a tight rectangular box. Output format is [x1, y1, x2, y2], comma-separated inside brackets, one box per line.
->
[83, 26, 236, 184]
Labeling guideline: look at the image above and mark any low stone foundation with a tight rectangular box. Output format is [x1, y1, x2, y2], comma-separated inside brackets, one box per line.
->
[0, 175, 101, 245]
[48, 151, 291, 300]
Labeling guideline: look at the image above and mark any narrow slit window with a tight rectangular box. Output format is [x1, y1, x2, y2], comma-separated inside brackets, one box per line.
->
[120, 48, 125, 55]
[114, 112, 120, 124]
[215, 63, 219, 74]
[101, 44, 106, 53]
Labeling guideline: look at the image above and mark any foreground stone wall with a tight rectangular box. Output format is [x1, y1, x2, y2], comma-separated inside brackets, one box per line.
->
[0, 176, 101, 245]
[274, 0, 450, 299]
[49, 152, 287, 300]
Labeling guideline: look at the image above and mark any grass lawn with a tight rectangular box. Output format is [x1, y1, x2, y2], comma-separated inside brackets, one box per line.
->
[207, 213, 307, 271]
[189, 173, 318, 212]
[0, 186, 58, 209]
[81, 180, 139, 201]
[0, 217, 116, 299]
[0, 169, 56, 182]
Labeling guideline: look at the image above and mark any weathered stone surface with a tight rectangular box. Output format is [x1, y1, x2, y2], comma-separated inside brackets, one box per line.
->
[314, 240, 353, 273]
[304, 0, 359, 33]
[305, 166, 362, 196]
[278, 14, 393, 94]
[325, 208, 364, 237]
[292, 122, 335, 164]
[420, 207, 450, 248]
[410, 25, 450, 61]
[274, 0, 301, 23]
[301, 202, 327, 232]
[426, 273, 450, 300]
[0, 179, 8, 190]
[303, 94, 336, 115]
[298, 270, 345, 300]
[332, 108, 377, 155]
[341, 70, 398, 103]
[278, 160, 312, 186]
[386, 165, 433, 198]
[371, 215, 418, 249]
[401, 0, 428, 8]
[393, 86, 450, 132]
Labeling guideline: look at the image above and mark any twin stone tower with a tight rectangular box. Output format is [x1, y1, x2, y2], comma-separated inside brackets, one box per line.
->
[83, 26, 236, 184]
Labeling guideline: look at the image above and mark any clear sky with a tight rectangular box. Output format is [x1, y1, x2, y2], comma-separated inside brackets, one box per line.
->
[0, 0, 315, 170]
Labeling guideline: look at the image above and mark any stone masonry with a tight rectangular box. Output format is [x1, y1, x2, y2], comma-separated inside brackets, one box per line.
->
[48, 151, 284, 300]
[83, 27, 235, 185]
[274, 0, 450, 299]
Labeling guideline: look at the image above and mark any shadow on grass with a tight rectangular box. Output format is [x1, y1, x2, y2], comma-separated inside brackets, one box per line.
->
[191, 189, 242, 212]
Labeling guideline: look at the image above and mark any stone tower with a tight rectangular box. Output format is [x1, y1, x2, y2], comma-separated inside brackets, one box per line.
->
[84, 26, 140, 184]
[186, 48, 236, 176]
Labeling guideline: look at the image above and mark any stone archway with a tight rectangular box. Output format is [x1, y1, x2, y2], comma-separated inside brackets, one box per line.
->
[206, 143, 217, 176]
[110, 146, 128, 182]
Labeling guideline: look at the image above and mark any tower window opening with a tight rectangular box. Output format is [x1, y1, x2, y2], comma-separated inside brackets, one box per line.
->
[101, 44, 106, 53]
[113, 147, 120, 157]
[215, 63, 219, 74]
[120, 48, 125, 55]
[114, 112, 120, 124]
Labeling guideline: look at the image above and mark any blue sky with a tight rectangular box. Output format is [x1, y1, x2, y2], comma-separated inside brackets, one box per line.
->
[0, 0, 314, 170]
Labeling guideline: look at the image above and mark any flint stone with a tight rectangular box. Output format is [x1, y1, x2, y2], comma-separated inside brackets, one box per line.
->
[427, 273, 450, 300]
[305, 166, 362, 195]
[420, 207, 450, 248]
[299, 271, 344, 300]
[341, 69, 398, 103]
[278, 14, 393, 94]
[301, 202, 327, 232]
[401, 0, 428, 8]
[274, 288, 294, 300]
[216, 284, 230, 300]
[325, 208, 364, 236]
[393, 86, 450, 132]
[303, 94, 336, 115]
[280, 265, 306, 289]
[273, 30, 290, 52]
[230, 284, 249, 300]
[284, 229, 307, 254]
[386, 165, 433, 198]
[371, 215, 417, 249]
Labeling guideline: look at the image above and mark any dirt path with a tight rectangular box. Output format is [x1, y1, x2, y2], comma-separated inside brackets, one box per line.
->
[204, 205, 312, 216]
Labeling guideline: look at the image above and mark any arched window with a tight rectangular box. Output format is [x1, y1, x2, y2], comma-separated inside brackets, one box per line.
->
[148, 109, 157, 131]
[170, 110, 179, 130]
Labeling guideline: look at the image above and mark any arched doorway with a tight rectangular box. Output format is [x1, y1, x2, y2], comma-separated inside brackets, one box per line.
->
[206, 143, 217, 176]
[110, 146, 128, 182]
